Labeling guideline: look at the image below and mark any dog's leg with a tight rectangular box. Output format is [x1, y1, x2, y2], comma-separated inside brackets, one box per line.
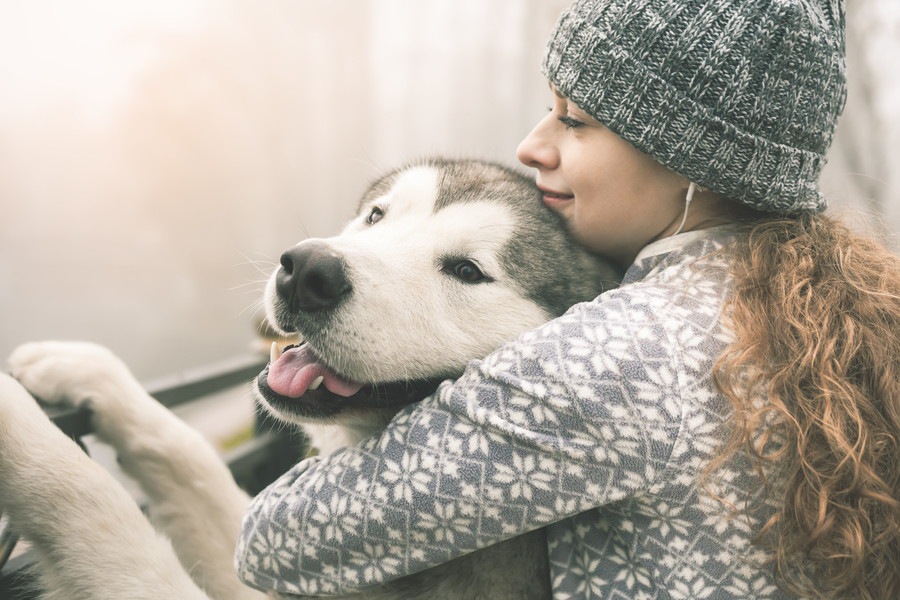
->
[0, 373, 212, 600]
[8, 342, 267, 600]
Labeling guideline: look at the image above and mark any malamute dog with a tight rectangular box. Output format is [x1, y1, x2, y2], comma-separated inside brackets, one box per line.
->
[0, 158, 618, 599]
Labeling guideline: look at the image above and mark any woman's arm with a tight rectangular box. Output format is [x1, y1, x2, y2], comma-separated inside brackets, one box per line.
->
[235, 297, 688, 597]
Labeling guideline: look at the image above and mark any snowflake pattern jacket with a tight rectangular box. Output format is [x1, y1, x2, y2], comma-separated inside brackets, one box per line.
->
[235, 230, 789, 599]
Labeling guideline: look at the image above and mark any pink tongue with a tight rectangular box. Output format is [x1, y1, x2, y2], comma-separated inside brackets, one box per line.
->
[267, 345, 364, 399]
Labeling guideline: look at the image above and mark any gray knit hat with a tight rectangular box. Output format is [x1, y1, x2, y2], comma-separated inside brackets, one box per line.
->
[543, 0, 847, 213]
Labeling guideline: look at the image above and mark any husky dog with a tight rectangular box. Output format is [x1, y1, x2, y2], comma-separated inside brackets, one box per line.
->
[0, 158, 618, 600]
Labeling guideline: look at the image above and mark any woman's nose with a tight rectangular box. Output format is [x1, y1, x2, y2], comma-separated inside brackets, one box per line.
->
[516, 116, 558, 170]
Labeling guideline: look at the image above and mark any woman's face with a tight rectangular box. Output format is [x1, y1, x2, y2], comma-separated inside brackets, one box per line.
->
[516, 86, 692, 269]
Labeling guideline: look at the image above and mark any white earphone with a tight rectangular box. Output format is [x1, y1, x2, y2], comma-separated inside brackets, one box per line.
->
[671, 182, 701, 237]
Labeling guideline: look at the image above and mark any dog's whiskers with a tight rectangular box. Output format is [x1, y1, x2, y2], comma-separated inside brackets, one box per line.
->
[351, 152, 389, 179]
[234, 288, 269, 318]
[235, 251, 278, 277]
[229, 278, 269, 292]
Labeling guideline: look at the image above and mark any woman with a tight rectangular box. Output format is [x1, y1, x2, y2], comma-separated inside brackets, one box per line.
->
[236, 1, 900, 598]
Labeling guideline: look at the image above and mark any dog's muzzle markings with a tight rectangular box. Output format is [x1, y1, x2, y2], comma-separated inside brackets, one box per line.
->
[254, 159, 620, 427]
[258, 239, 443, 419]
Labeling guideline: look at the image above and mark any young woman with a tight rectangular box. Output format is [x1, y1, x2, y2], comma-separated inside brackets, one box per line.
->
[236, 1, 900, 598]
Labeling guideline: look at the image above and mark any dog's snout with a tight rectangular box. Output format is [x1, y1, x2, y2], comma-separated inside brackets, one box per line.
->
[277, 242, 352, 312]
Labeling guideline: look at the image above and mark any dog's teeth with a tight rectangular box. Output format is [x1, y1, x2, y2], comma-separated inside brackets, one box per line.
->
[270, 342, 283, 364]
[308, 375, 324, 390]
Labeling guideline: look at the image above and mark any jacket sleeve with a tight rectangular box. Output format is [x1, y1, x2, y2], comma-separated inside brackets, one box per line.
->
[234, 296, 687, 597]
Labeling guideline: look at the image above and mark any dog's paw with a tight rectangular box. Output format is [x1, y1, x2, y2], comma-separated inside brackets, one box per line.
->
[8, 341, 135, 410]
[0, 372, 62, 473]
[0, 371, 44, 421]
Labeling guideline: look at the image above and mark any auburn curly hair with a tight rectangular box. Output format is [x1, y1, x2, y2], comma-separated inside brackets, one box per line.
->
[709, 211, 900, 599]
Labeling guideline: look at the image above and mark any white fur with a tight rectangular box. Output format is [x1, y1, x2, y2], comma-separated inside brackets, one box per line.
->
[265, 165, 551, 383]
[1, 343, 266, 600]
[0, 162, 561, 600]
[301, 422, 383, 457]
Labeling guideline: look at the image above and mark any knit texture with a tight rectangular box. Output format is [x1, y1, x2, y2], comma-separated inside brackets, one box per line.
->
[236, 230, 791, 598]
[543, 0, 847, 213]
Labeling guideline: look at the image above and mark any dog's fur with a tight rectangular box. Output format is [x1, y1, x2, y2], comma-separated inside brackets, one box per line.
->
[0, 158, 618, 599]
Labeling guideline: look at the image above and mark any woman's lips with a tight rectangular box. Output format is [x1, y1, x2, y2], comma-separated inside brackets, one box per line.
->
[538, 185, 574, 209]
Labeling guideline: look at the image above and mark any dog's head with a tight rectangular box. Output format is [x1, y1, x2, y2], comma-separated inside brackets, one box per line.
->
[255, 158, 619, 426]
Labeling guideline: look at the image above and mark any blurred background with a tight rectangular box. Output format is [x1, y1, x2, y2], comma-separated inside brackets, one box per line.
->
[1, 0, 898, 444]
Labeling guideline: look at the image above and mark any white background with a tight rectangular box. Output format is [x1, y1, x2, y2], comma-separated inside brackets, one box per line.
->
[1, 0, 897, 389]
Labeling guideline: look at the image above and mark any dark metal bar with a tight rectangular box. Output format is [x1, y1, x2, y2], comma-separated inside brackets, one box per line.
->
[144, 354, 268, 408]
[34, 354, 268, 439]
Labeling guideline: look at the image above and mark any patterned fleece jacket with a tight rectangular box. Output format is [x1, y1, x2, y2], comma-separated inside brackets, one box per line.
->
[235, 229, 790, 599]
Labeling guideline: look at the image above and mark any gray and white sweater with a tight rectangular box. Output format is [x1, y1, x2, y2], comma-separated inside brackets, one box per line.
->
[235, 230, 789, 599]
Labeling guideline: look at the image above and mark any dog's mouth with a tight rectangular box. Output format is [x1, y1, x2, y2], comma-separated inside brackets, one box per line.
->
[256, 342, 444, 419]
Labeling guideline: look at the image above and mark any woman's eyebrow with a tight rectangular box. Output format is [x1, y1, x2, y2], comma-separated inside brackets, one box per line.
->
[548, 81, 565, 99]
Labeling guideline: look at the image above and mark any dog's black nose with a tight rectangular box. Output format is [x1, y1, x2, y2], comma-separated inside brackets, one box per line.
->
[276, 242, 352, 312]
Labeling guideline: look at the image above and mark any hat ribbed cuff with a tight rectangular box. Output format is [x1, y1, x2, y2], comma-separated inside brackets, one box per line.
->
[542, 12, 827, 213]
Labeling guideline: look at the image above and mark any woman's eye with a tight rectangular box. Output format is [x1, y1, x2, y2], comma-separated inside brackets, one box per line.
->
[558, 115, 585, 129]
[448, 260, 488, 284]
[366, 206, 384, 225]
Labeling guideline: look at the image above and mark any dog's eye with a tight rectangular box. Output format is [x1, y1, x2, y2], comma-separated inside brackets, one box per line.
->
[366, 206, 384, 225]
[448, 260, 488, 284]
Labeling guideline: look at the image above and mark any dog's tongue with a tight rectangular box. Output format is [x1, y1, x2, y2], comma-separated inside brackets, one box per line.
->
[268, 345, 364, 398]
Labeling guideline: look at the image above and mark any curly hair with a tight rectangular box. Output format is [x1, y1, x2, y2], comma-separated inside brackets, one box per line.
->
[710, 212, 900, 599]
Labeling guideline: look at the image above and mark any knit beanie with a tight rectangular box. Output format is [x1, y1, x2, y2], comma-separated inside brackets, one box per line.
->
[542, 0, 847, 213]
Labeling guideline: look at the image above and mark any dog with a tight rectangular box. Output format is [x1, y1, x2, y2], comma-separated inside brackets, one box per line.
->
[0, 158, 619, 599]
